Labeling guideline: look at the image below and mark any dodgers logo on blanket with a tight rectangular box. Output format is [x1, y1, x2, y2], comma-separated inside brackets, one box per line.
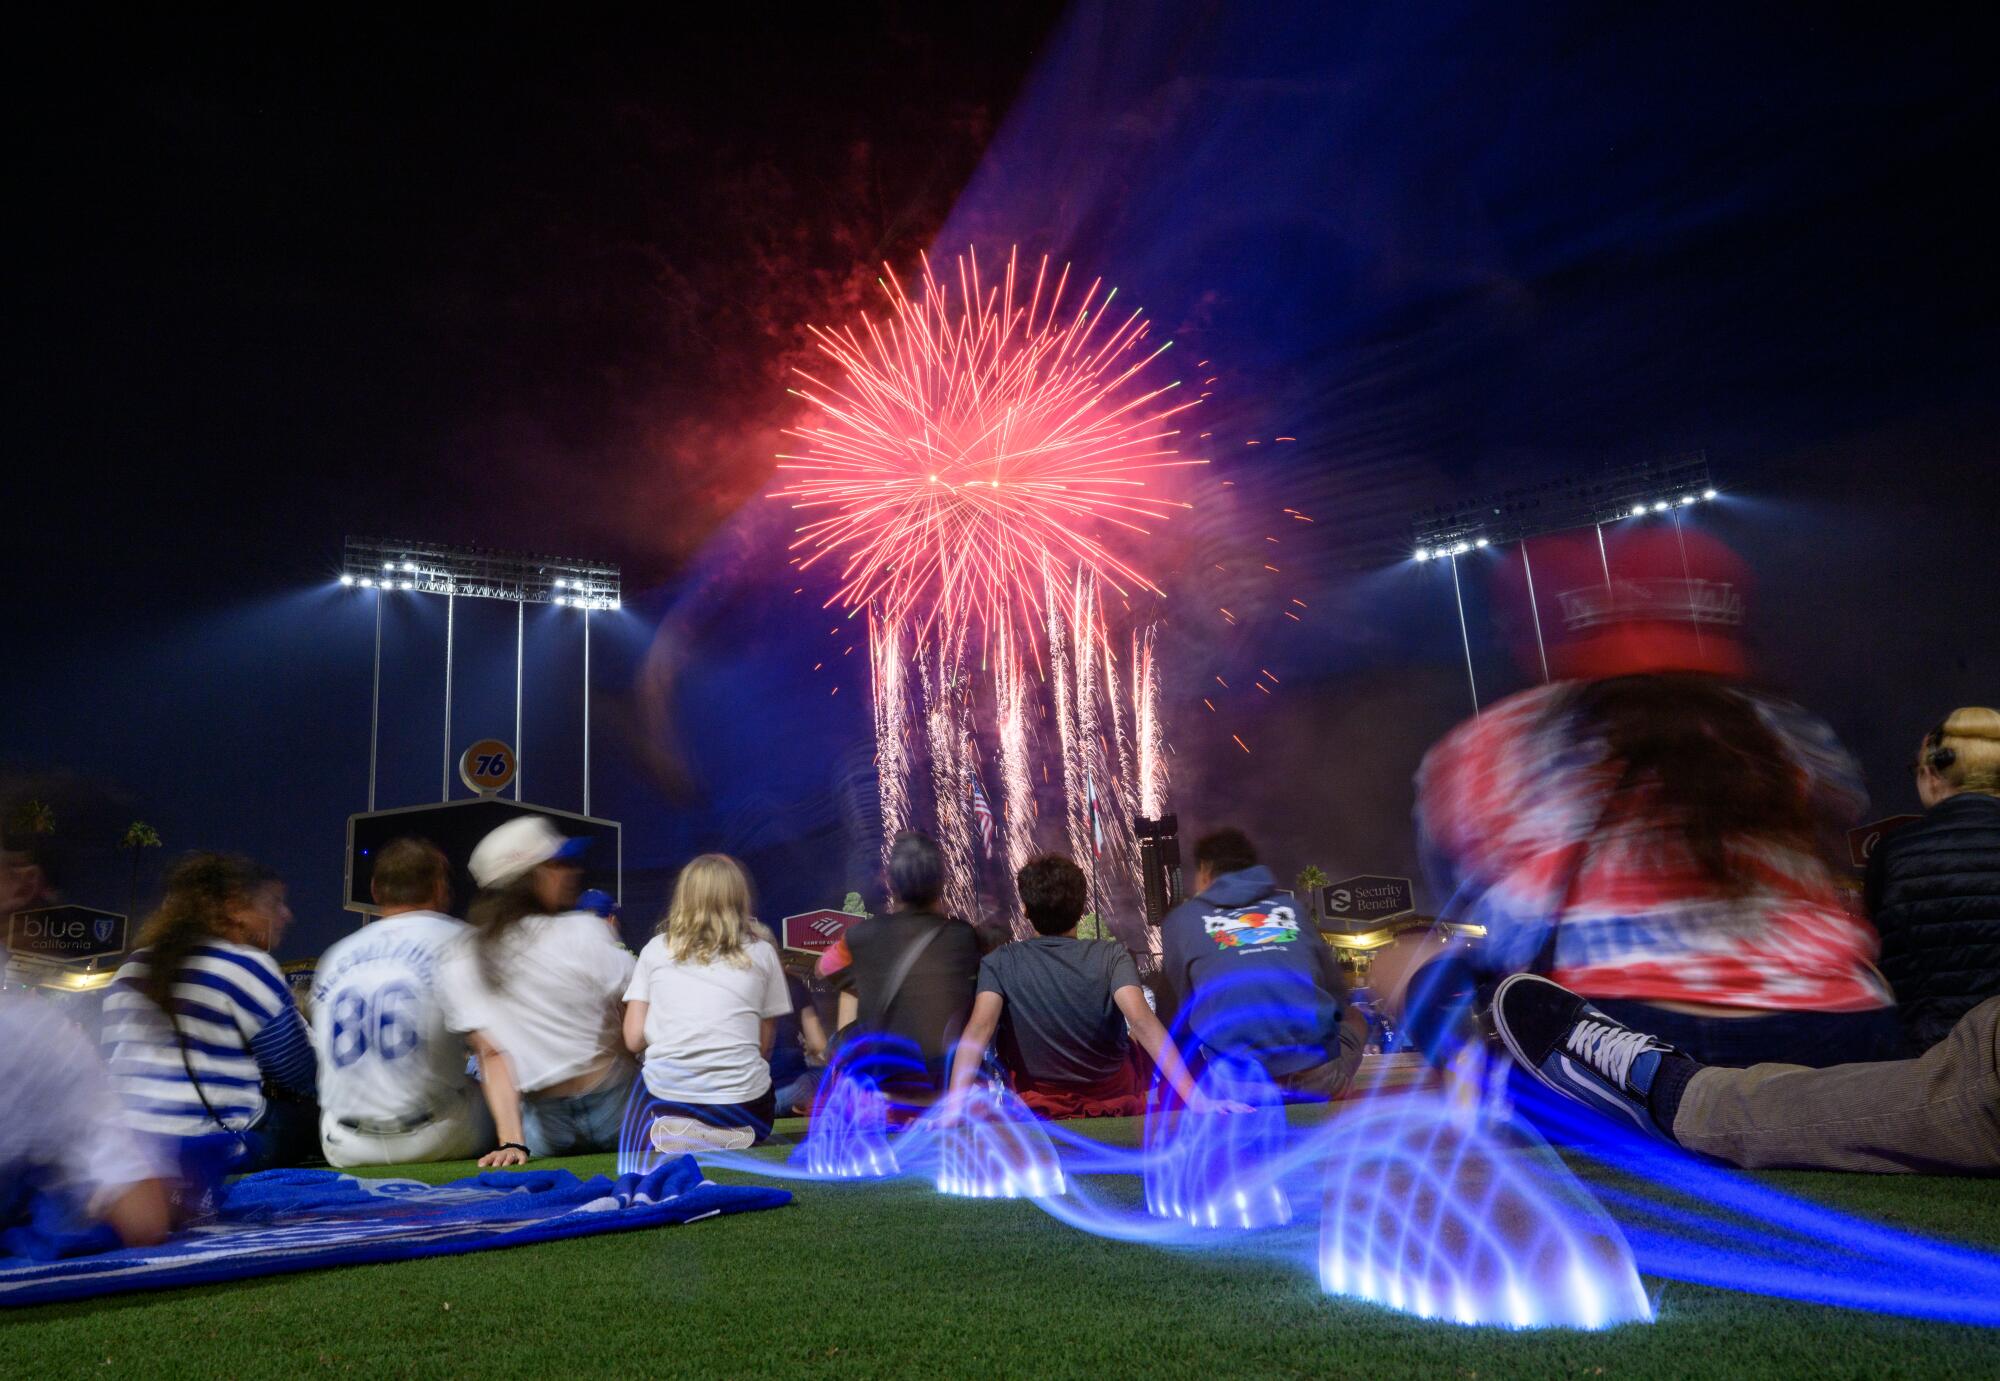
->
[0, 1157, 789, 1308]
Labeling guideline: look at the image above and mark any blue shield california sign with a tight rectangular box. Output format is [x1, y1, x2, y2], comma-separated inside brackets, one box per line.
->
[6, 905, 129, 962]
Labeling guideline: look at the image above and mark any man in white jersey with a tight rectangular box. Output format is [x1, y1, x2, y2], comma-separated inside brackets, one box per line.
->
[312, 839, 494, 1166]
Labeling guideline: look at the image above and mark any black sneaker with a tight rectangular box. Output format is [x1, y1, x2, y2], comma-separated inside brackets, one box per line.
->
[1492, 973, 1675, 1137]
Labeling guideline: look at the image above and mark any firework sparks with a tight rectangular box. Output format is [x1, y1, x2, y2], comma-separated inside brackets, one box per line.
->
[775, 247, 1199, 655]
[782, 248, 1194, 923]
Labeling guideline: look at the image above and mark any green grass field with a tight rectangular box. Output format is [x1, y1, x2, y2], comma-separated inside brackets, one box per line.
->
[4, 1115, 1997, 1379]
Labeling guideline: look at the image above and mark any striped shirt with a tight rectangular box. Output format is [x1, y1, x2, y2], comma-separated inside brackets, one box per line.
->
[102, 942, 318, 1137]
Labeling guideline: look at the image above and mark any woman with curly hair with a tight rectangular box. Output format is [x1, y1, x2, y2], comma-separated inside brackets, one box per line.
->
[101, 851, 319, 1171]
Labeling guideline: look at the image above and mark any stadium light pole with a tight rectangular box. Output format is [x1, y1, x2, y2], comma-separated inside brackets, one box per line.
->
[515, 601, 525, 801]
[1448, 551, 1480, 716]
[341, 536, 620, 816]
[1408, 457, 1721, 712]
[1520, 541, 1550, 683]
[1670, 507, 1706, 658]
[368, 588, 382, 812]
[442, 592, 456, 802]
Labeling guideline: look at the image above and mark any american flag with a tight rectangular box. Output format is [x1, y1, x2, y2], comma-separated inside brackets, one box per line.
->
[970, 771, 996, 857]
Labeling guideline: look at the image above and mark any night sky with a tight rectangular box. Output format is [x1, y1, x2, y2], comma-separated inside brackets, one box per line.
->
[9, 4, 1997, 957]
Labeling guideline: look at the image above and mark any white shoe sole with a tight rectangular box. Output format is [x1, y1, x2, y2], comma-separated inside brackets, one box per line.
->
[649, 1116, 755, 1154]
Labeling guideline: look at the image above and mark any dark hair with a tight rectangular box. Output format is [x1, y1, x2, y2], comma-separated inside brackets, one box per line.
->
[1194, 828, 1258, 878]
[886, 831, 943, 908]
[135, 852, 280, 1012]
[1566, 674, 1816, 894]
[466, 876, 542, 991]
[1016, 854, 1089, 936]
[371, 837, 451, 910]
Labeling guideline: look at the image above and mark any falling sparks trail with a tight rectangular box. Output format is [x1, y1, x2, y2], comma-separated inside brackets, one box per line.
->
[779, 248, 1190, 922]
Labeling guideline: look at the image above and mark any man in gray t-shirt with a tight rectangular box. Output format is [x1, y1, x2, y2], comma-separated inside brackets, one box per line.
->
[947, 855, 1231, 1119]
[979, 933, 1141, 1086]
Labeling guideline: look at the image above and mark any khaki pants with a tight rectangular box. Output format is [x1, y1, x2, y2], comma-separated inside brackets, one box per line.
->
[1673, 995, 2000, 1173]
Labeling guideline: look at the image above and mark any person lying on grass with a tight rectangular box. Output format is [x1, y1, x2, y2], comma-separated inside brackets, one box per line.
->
[944, 853, 1249, 1119]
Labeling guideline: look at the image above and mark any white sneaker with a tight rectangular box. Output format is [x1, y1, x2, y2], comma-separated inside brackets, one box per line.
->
[649, 1116, 756, 1154]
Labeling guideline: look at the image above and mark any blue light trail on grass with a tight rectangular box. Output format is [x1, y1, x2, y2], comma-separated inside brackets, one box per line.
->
[620, 1016, 2000, 1331]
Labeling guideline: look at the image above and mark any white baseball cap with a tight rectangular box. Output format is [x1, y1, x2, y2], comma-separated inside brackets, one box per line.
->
[469, 816, 590, 889]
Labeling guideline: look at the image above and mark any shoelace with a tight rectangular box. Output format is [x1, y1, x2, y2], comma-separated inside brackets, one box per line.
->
[1565, 1019, 1662, 1089]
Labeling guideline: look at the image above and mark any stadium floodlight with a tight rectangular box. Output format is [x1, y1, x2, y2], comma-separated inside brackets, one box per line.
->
[1680, 495, 1697, 505]
[1407, 453, 1717, 717]
[340, 535, 624, 820]
[341, 536, 621, 610]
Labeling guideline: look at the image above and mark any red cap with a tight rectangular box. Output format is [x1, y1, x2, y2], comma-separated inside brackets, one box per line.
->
[1527, 524, 1749, 680]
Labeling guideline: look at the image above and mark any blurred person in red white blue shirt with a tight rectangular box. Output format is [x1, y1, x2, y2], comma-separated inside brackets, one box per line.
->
[1409, 524, 1897, 1069]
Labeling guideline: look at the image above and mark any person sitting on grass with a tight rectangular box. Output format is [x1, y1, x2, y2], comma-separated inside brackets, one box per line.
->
[101, 852, 321, 1172]
[623, 854, 793, 1152]
[1491, 972, 2000, 1175]
[440, 817, 636, 1168]
[2, 991, 170, 1248]
[311, 837, 494, 1167]
[946, 854, 1242, 1118]
[827, 831, 983, 1099]
[1159, 827, 1366, 1101]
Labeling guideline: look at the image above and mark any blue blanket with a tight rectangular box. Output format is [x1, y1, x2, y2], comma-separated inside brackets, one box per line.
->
[0, 1156, 788, 1308]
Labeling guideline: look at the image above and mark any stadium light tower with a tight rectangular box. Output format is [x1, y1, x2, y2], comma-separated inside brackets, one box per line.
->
[1408, 454, 1718, 712]
[340, 537, 622, 814]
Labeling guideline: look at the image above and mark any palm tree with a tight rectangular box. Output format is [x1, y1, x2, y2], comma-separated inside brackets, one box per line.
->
[10, 798, 55, 840]
[122, 821, 162, 919]
[1296, 865, 1330, 930]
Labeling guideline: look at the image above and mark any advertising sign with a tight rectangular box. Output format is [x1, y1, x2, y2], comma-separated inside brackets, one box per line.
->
[459, 739, 518, 796]
[6, 905, 128, 962]
[1320, 875, 1416, 930]
[1846, 815, 1921, 871]
[781, 908, 859, 953]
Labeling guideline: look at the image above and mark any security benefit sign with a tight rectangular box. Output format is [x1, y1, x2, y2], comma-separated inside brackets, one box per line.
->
[780, 909, 858, 954]
[1319, 875, 1415, 931]
[7, 905, 128, 962]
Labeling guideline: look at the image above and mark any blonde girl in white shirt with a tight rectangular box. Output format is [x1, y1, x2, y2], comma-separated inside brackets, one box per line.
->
[623, 854, 791, 1152]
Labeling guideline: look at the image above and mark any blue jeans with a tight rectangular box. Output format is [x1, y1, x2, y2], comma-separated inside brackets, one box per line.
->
[772, 1070, 823, 1116]
[1591, 1000, 1903, 1069]
[522, 1067, 635, 1157]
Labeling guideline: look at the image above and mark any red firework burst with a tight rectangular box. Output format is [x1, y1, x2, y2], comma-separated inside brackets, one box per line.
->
[774, 247, 1200, 643]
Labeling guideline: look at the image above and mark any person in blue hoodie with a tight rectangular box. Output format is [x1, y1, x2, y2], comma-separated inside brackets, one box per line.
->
[1159, 827, 1364, 1100]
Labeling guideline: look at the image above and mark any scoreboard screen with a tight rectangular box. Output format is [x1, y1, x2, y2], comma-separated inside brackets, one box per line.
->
[345, 799, 621, 916]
